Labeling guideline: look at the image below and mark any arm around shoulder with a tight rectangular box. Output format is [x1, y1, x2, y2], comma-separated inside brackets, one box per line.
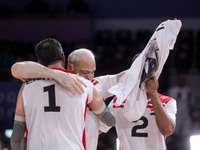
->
[11, 61, 86, 95]
[11, 61, 49, 81]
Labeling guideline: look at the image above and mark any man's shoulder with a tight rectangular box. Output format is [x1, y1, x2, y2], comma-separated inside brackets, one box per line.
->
[78, 77, 93, 88]
[158, 93, 174, 104]
[52, 68, 73, 74]
[92, 75, 117, 85]
[91, 78, 100, 86]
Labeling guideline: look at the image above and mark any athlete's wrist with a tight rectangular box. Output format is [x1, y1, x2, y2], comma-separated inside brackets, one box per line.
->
[148, 91, 158, 98]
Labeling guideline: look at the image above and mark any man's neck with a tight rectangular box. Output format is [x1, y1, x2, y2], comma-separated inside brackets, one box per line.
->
[48, 62, 64, 69]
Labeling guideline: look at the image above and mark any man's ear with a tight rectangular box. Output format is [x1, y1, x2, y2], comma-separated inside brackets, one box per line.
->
[62, 53, 65, 64]
[67, 63, 74, 72]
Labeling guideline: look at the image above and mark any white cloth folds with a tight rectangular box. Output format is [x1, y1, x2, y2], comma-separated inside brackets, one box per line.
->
[108, 19, 182, 121]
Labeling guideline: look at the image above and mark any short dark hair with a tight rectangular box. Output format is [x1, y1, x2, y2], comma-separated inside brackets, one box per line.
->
[35, 38, 63, 66]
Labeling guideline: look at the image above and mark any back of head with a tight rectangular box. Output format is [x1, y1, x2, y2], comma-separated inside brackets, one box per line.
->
[67, 48, 95, 65]
[35, 38, 63, 66]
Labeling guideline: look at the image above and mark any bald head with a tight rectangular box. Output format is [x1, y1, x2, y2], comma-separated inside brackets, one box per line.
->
[67, 48, 96, 80]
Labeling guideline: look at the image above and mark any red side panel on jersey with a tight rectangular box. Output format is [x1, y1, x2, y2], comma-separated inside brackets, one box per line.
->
[82, 96, 88, 150]
[26, 127, 28, 149]
[113, 96, 126, 108]
[146, 101, 154, 111]
[158, 93, 173, 104]
[91, 79, 99, 86]
[84, 96, 89, 121]
[82, 128, 86, 150]
[146, 93, 173, 111]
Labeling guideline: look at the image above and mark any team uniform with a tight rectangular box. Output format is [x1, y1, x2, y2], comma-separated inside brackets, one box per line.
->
[85, 75, 117, 150]
[100, 93, 177, 150]
[98, 20, 180, 150]
[90, 19, 180, 150]
[22, 68, 93, 150]
[108, 19, 181, 122]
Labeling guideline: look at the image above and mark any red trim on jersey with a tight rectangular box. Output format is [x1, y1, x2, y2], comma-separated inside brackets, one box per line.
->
[164, 136, 167, 150]
[113, 96, 126, 108]
[52, 68, 74, 74]
[146, 93, 173, 111]
[146, 101, 154, 111]
[82, 96, 88, 150]
[84, 96, 89, 121]
[91, 79, 99, 85]
[82, 128, 86, 150]
[113, 96, 117, 103]
[158, 93, 173, 104]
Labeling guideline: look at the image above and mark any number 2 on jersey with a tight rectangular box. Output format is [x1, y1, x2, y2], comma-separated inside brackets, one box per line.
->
[131, 116, 148, 137]
[44, 84, 60, 112]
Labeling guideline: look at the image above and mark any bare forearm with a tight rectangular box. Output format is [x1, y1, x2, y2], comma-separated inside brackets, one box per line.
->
[89, 87, 116, 127]
[11, 61, 87, 95]
[11, 61, 58, 81]
[150, 92, 175, 137]
[89, 87, 103, 111]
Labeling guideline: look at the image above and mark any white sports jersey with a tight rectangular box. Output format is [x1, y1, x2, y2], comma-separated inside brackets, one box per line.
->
[101, 93, 177, 150]
[23, 69, 93, 150]
[92, 75, 117, 100]
[85, 75, 117, 150]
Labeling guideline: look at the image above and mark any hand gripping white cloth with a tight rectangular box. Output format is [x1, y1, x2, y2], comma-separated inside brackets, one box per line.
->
[108, 19, 182, 121]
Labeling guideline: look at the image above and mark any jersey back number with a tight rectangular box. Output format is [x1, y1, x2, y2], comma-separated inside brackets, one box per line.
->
[44, 84, 60, 112]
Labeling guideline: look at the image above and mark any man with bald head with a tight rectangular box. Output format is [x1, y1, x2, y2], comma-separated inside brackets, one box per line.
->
[66, 48, 125, 149]
[67, 48, 96, 80]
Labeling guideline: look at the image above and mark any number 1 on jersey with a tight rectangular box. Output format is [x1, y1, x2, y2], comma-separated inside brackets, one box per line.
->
[44, 84, 60, 112]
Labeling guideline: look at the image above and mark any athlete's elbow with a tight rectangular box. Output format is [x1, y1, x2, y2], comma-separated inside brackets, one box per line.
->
[160, 129, 172, 137]
[11, 62, 26, 80]
[11, 63, 20, 79]
[160, 125, 175, 137]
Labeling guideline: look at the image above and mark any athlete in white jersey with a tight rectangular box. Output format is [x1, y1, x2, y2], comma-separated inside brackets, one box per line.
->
[10, 49, 124, 150]
[99, 19, 180, 149]
[23, 69, 93, 150]
[100, 78, 177, 150]
[11, 39, 116, 150]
